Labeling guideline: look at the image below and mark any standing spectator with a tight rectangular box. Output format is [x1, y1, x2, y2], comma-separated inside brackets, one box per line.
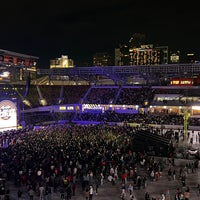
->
[110, 166, 115, 177]
[17, 189, 22, 200]
[100, 173, 104, 186]
[72, 182, 76, 196]
[60, 187, 65, 200]
[66, 185, 72, 200]
[181, 175, 186, 187]
[142, 175, 147, 188]
[187, 131, 190, 140]
[39, 184, 45, 200]
[114, 165, 119, 180]
[85, 187, 89, 200]
[94, 178, 99, 195]
[28, 187, 34, 200]
[89, 185, 94, 200]
[120, 182, 126, 199]
[121, 187, 126, 200]
[161, 193, 166, 200]
[184, 190, 190, 200]
[137, 175, 141, 189]
[121, 170, 127, 184]
[173, 169, 176, 180]
[168, 168, 172, 181]
[0, 184, 5, 200]
[145, 191, 150, 200]
[150, 170, 154, 181]
[190, 137, 193, 146]
[128, 183, 133, 196]
[166, 189, 171, 200]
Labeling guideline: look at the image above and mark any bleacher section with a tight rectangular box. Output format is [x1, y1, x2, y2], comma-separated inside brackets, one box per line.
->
[116, 86, 153, 105]
[1, 84, 200, 127]
[23, 85, 90, 108]
[83, 86, 119, 104]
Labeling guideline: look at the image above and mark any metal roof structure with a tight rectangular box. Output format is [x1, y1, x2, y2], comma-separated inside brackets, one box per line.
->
[0, 49, 39, 59]
[37, 63, 200, 84]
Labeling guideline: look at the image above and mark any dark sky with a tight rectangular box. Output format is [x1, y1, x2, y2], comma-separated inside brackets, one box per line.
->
[0, 0, 200, 68]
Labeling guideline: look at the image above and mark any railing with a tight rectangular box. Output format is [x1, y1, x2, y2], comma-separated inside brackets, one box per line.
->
[37, 64, 200, 80]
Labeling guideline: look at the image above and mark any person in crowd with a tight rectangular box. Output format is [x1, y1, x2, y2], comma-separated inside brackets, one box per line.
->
[28, 187, 34, 200]
[145, 191, 150, 200]
[89, 185, 94, 200]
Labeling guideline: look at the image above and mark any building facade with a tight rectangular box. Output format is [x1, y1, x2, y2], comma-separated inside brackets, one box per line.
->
[93, 52, 112, 66]
[0, 49, 38, 82]
[115, 44, 168, 66]
[50, 55, 74, 68]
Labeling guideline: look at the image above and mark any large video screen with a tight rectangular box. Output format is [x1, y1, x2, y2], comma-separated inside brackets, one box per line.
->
[0, 100, 17, 132]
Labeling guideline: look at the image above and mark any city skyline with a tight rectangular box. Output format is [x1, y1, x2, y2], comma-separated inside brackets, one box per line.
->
[0, 0, 200, 68]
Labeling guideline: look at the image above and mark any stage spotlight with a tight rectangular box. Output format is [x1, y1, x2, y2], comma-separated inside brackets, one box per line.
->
[22, 99, 31, 107]
[39, 98, 47, 106]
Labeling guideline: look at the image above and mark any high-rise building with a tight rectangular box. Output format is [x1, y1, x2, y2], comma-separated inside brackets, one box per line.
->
[115, 48, 122, 66]
[93, 52, 112, 66]
[186, 53, 196, 63]
[155, 46, 168, 64]
[117, 45, 130, 66]
[50, 55, 74, 68]
[115, 44, 168, 66]
[115, 34, 169, 66]
[169, 51, 180, 63]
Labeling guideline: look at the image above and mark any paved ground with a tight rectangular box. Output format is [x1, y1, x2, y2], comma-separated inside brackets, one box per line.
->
[5, 162, 200, 200]
[5, 159, 200, 199]
[3, 131, 200, 200]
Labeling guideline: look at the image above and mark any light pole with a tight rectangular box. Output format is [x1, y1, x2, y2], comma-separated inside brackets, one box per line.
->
[183, 109, 190, 141]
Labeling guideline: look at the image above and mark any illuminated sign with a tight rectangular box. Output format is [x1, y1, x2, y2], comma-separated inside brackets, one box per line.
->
[67, 106, 74, 110]
[0, 100, 17, 131]
[59, 106, 66, 110]
[171, 78, 193, 86]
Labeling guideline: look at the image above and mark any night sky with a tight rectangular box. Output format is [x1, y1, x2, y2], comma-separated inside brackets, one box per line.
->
[0, 0, 200, 68]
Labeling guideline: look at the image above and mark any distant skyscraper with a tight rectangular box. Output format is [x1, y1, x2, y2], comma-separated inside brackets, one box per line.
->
[93, 52, 112, 66]
[117, 44, 130, 66]
[155, 46, 168, 64]
[186, 53, 196, 63]
[115, 44, 168, 66]
[115, 48, 122, 66]
[170, 51, 180, 63]
[50, 55, 74, 68]
[115, 34, 169, 66]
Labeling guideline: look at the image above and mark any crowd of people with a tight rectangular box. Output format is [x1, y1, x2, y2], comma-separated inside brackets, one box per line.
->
[0, 123, 143, 199]
[0, 84, 200, 199]
[0, 121, 198, 199]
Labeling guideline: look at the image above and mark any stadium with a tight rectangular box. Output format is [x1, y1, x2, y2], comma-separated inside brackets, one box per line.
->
[1, 50, 200, 129]
[1, 49, 200, 199]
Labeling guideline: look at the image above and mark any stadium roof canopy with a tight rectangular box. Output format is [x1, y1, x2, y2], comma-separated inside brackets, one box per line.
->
[0, 49, 39, 59]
